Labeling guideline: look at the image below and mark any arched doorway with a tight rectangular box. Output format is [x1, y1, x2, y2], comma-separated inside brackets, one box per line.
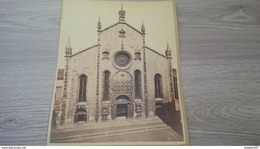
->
[74, 108, 87, 123]
[117, 104, 127, 117]
[116, 95, 129, 118]
[111, 71, 134, 120]
[111, 95, 133, 119]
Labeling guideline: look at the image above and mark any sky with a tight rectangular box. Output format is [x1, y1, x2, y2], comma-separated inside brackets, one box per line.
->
[57, 0, 179, 68]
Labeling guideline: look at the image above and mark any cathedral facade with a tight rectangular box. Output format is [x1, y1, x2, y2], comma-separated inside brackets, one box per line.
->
[53, 7, 179, 128]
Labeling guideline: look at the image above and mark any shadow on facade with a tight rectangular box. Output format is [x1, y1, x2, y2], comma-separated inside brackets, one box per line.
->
[155, 101, 183, 138]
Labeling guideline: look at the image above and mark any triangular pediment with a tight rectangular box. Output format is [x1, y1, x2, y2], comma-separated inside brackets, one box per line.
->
[101, 22, 142, 35]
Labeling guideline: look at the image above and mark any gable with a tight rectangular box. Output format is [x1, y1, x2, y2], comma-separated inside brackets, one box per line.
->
[101, 22, 142, 35]
[99, 22, 143, 55]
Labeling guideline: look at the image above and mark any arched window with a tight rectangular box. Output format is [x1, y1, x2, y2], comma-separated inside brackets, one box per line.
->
[154, 74, 163, 98]
[102, 70, 111, 101]
[78, 74, 87, 102]
[134, 70, 142, 99]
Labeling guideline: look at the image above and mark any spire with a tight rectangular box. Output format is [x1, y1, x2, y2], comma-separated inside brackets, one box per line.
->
[166, 41, 170, 51]
[65, 36, 72, 56]
[66, 36, 71, 49]
[119, 4, 126, 22]
[165, 41, 172, 59]
[141, 20, 145, 35]
[97, 17, 102, 31]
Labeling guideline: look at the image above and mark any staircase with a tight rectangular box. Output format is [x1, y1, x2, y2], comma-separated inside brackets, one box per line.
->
[50, 116, 182, 143]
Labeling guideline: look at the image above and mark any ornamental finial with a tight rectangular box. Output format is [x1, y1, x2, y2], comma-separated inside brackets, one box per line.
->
[97, 17, 102, 31]
[119, 4, 126, 22]
[141, 20, 145, 35]
[66, 35, 71, 49]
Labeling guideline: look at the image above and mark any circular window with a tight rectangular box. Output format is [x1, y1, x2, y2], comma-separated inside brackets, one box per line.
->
[113, 51, 132, 70]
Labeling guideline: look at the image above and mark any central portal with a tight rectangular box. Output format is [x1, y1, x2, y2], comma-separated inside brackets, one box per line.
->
[111, 95, 133, 119]
[116, 104, 128, 117]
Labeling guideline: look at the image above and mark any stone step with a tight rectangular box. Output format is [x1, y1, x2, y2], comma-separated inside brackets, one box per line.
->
[51, 116, 183, 143]
[55, 116, 162, 133]
[53, 123, 169, 142]
[52, 117, 165, 138]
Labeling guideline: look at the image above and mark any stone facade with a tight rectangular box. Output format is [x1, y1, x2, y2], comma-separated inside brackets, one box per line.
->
[53, 7, 178, 128]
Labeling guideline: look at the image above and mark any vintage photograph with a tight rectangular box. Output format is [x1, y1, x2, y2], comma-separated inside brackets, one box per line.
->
[47, 0, 188, 145]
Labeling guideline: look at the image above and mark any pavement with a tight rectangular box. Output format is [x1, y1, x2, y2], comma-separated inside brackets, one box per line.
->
[50, 116, 182, 143]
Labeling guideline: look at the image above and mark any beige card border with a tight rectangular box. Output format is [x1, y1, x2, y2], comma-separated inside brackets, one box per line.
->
[47, 0, 189, 146]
